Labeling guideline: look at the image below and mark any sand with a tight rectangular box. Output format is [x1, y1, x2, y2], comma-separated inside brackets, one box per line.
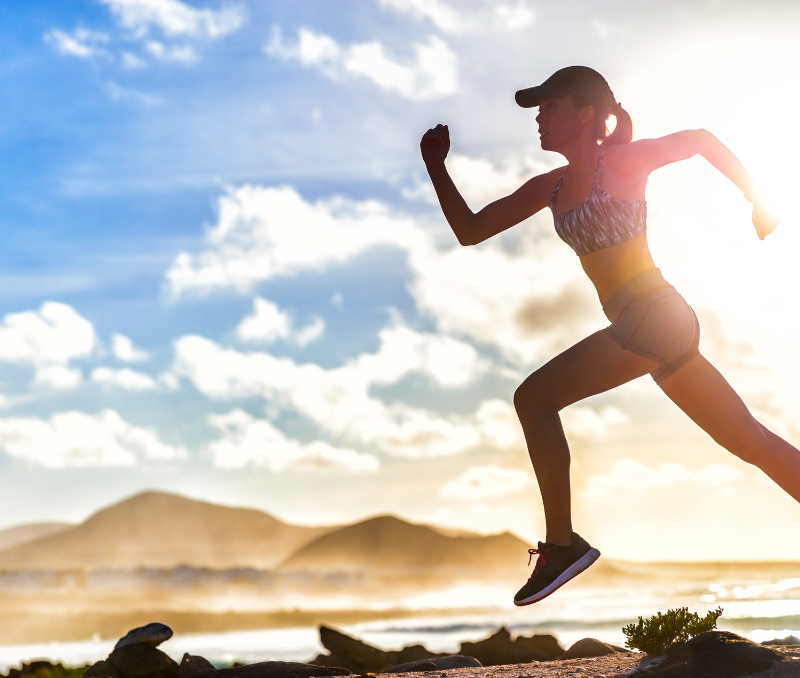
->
[370, 645, 800, 678]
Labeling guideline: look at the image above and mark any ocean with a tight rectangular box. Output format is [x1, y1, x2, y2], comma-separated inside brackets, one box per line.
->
[0, 566, 798, 672]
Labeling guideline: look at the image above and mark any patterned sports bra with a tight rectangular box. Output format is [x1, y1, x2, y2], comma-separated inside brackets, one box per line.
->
[550, 147, 647, 256]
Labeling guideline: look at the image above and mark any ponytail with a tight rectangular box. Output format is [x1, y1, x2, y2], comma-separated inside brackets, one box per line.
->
[603, 103, 633, 146]
[569, 80, 633, 145]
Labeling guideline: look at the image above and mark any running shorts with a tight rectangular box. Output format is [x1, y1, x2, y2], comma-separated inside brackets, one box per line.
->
[602, 267, 700, 384]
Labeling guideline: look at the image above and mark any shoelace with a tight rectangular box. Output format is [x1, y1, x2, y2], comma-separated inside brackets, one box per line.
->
[527, 547, 549, 577]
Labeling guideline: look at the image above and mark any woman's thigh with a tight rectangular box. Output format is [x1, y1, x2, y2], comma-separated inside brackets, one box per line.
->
[515, 329, 661, 413]
[658, 354, 766, 460]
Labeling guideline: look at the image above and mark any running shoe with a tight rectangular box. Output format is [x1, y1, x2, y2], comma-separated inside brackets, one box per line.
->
[513, 532, 600, 606]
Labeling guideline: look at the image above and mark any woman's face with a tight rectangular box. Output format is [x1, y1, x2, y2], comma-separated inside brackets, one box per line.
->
[535, 96, 591, 152]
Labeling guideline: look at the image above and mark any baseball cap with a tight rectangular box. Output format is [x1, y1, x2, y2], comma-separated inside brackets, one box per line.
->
[515, 66, 612, 109]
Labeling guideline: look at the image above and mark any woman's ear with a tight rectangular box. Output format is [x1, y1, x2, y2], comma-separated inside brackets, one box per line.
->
[578, 104, 596, 126]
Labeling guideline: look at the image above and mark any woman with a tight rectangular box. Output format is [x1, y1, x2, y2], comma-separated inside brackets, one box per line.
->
[420, 66, 798, 606]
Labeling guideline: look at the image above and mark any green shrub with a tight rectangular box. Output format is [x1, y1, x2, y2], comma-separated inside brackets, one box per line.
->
[622, 606, 723, 655]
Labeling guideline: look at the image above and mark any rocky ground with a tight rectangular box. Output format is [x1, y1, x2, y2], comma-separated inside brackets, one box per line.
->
[3, 623, 799, 678]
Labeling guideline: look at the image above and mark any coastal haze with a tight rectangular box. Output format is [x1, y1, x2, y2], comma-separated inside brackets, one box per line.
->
[1, 0, 800, 669]
[0, 491, 798, 663]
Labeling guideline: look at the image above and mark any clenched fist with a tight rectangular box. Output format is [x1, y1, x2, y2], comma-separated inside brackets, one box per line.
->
[420, 123, 450, 167]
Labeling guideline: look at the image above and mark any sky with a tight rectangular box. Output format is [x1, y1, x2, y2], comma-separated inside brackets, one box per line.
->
[1, 0, 800, 562]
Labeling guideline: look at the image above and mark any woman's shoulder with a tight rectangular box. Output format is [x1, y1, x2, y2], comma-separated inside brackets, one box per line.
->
[601, 142, 653, 179]
[518, 165, 567, 195]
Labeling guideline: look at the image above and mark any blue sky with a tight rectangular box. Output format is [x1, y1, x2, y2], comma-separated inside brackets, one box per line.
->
[1, 0, 800, 561]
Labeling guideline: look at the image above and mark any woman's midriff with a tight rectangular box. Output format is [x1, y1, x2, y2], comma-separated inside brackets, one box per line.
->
[579, 233, 657, 306]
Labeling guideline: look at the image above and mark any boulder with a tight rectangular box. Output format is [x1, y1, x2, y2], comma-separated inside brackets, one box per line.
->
[116, 624, 174, 651]
[317, 627, 439, 673]
[180, 654, 216, 678]
[561, 638, 629, 660]
[458, 627, 564, 665]
[630, 631, 785, 678]
[763, 636, 800, 646]
[197, 662, 351, 678]
[84, 660, 123, 678]
[319, 627, 389, 672]
[108, 643, 180, 678]
[426, 656, 481, 670]
[387, 655, 481, 673]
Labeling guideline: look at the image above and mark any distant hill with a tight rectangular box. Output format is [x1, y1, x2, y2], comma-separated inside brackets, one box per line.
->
[0, 491, 332, 571]
[0, 522, 74, 553]
[278, 515, 530, 573]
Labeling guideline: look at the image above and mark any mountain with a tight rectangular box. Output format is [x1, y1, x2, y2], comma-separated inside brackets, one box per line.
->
[278, 515, 530, 573]
[0, 491, 332, 571]
[0, 522, 74, 552]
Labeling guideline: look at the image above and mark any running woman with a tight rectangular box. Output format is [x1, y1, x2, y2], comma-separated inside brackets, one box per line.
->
[420, 66, 798, 605]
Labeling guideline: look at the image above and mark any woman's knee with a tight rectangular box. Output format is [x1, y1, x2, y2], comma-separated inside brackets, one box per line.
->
[514, 372, 558, 415]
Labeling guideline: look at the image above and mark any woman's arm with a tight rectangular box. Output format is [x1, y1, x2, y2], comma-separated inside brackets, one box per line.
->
[622, 130, 781, 239]
[421, 124, 554, 246]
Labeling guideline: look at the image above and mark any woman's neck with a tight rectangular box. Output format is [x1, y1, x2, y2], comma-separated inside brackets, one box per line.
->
[557, 138, 602, 175]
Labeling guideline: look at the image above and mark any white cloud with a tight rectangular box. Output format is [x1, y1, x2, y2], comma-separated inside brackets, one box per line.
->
[1, 302, 98, 364]
[351, 324, 486, 388]
[92, 367, 158, 391]
[208, 409, 378, 472]
[145, 40, 197, 63]
[404, 152, 551, 206]
[585, 459, 744, 498]
[408, 239, 600, 365]
[236, 297, 325, 347]
[561, 405, 628, 439]
[165, 184, 428, 296]
[441, 464, 532, 500]
[237, 298, 291, 342]
[293, 317, 325, 347]
[266, 28, 458, 101]
[122, 51, 147, 68]
[102, 0, 244, 38]
[111, 333, 150, 362]
[591, 19, 625, 40]
[34, 366, 83, 390]
[172, 325, 505, 458]
[473, 399, 523, 449]
[107, 81, 161, 106]
[0, 302, 97, 389]
[0, 410, 186, 468]
[379, 0, 535, 34]
[44, 28, 110, 59]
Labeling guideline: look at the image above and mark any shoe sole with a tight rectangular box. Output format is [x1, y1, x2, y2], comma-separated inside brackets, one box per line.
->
[513, 548, 601, 606]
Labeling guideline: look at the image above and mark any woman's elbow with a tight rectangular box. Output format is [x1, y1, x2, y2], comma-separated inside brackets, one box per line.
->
[455, 232, 477, 247]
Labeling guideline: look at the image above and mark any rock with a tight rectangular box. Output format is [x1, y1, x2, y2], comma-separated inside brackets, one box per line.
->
[561, 638, 628, 660]
[200, 662, 351, 678]
[630, 631, 785, 678]
[458, 627, 564, 665]
[108, 643, 180, 678]
[116, 624, 174, 650]
[180, 654, 216, 678]
[388, 656, 481, 672]
[84, 659, 123, 678]
[317, 627, 439, 673]
[319, 627, 391, 673]
[764, 636, 800, 646]
[428, 656, 482, 670]
[386, 661, 437, 673]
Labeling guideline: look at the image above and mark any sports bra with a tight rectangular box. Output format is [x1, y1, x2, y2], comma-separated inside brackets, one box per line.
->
[550, 147, 647, 256]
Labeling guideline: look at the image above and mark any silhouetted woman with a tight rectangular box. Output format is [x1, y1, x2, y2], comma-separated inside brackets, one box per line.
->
[420, 66, 796, 605]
